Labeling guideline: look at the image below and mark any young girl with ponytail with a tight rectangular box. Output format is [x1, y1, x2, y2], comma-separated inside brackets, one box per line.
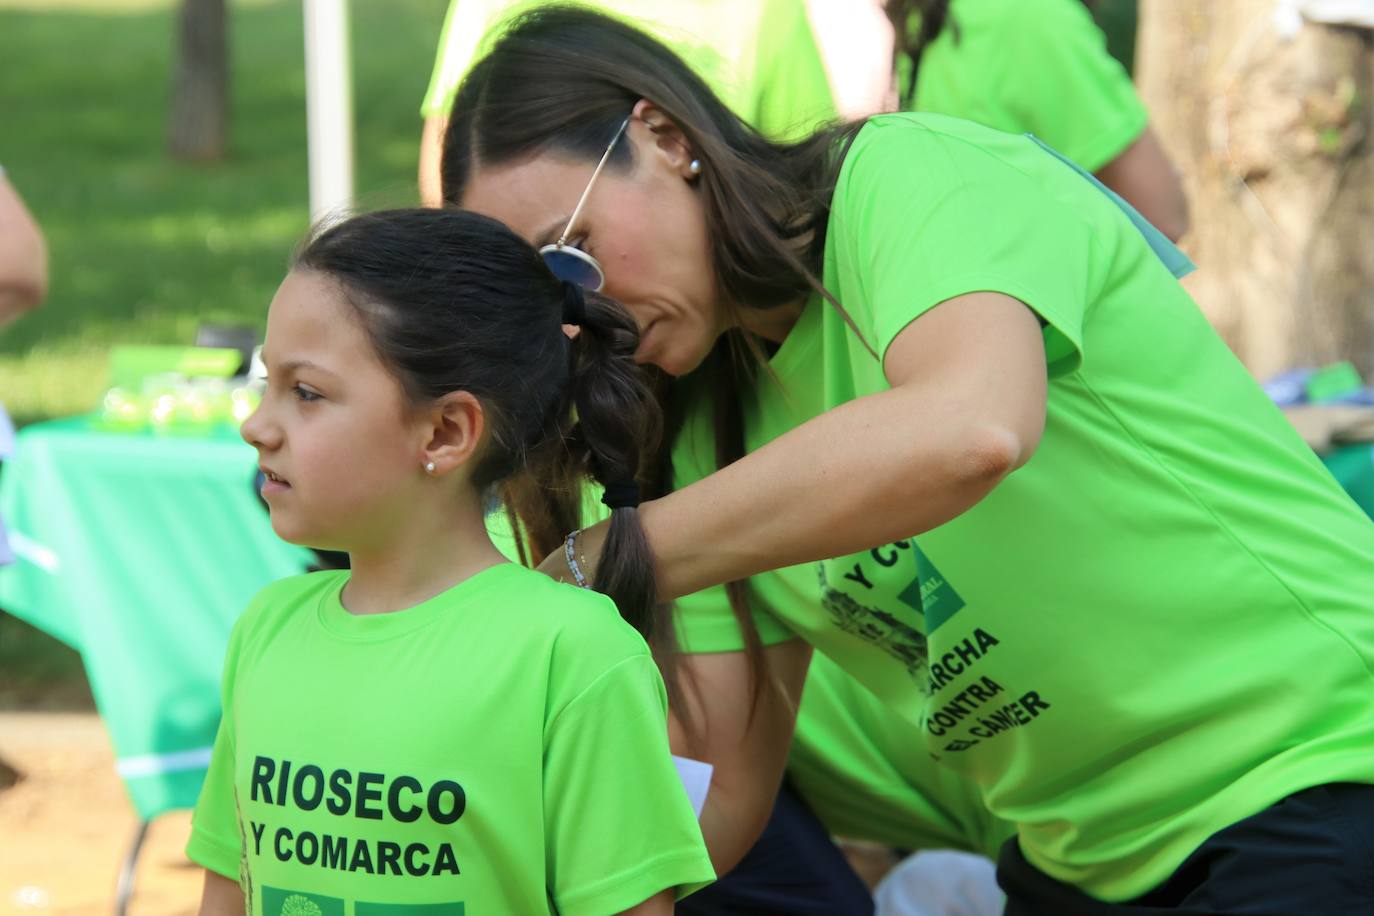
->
[187, 207, 713, 915]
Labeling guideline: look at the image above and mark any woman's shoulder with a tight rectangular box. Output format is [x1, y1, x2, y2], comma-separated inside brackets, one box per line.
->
[835, 112, 1031, 200]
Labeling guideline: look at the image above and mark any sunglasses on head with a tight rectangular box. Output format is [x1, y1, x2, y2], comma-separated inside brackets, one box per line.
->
[539, 116, 632, 292]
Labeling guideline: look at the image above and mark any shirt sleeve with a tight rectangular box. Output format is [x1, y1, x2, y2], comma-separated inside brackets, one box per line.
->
[834, 117, 1091, 377]
[185, 618, 247, 881]
[1000, 0, 1148, 172]
[544, 654, 716, 916]
[751, 0, 839, 140]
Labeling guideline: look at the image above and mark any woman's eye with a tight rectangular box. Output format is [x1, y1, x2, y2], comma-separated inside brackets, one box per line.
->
[293, 384, 322, 403]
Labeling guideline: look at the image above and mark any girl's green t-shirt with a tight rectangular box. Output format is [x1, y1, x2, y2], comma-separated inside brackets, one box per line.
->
[187, 564, 714, 915]
[670, 112, 1374, 900]
[420, 0, 836, 141]
[898, 0, 1147, 171]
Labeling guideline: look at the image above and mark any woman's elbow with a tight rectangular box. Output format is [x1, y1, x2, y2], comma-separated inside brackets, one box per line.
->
[951, 422, 1040, 491]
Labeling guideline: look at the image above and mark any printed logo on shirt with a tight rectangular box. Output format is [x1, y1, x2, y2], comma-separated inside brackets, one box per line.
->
[817, 539, 966, 691]
[262, 888, 344, 916]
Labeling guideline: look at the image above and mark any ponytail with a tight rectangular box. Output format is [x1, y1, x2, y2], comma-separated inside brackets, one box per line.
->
[563, 284, 663, 641]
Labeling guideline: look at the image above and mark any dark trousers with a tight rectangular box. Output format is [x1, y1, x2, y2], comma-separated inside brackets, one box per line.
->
[998, 782, 1374, 915]
[680, 780, 875, 916]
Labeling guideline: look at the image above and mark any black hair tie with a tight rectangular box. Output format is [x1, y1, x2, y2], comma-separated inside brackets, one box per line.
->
[601, 479, 640, 510]
[562, 282, 587, 326]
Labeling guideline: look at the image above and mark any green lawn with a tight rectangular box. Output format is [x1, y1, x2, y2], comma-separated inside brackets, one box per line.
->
[0, 0, 448, 426]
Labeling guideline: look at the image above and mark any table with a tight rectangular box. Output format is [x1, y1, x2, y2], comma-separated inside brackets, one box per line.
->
[0, 415, 309, 820]
[1324, 443, 1374, 521]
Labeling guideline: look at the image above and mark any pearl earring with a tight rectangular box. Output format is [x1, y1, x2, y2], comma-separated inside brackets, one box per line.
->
[688, 159, 702, 177]
[425, 462, 436, 474]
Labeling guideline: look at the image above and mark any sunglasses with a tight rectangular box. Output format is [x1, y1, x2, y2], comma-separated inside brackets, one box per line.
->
[539, 116, 632, 292]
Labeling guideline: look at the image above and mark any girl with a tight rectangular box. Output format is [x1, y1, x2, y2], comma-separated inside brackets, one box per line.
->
[187, 208, 714, 914]
[443, 7, 1374, 913]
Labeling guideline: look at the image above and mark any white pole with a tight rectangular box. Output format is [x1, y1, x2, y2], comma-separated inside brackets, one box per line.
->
[303, 0, 355, 225]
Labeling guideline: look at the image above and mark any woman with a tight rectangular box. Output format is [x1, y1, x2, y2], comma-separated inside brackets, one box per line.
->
[444, 7, 1374, 912]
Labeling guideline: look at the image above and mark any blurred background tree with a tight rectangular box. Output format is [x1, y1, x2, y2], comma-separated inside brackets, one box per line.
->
[1139, 1, 1374, 379]
[169, 0, 228, 160]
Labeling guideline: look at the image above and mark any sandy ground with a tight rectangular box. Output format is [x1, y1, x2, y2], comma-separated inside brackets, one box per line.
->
[0, 712, 200, 915]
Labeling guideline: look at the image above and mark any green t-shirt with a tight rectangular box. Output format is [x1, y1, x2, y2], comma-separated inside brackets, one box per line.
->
[898, 0, 1147, 171]
[187, 564, 714, 915]
[420, 0, 835, 141]
[789, 652, 1014, 858]
[672, 112, 1374, 900]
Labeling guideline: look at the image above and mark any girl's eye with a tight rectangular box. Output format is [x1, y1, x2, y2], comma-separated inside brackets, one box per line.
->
[293, 384, 322, 403]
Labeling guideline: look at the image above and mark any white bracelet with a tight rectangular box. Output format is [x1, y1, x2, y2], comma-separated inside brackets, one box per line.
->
[564, 529, 591, 589]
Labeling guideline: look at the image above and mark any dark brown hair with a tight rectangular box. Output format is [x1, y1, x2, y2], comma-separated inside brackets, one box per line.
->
[295, 207, 664, 642]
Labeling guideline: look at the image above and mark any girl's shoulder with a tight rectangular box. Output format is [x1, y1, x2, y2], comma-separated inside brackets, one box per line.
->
[502, 564, 650, 653]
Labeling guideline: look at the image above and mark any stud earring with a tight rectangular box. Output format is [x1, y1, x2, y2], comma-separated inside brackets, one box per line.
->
[424, 462, 436, 474]
[688, 159, 702, 177]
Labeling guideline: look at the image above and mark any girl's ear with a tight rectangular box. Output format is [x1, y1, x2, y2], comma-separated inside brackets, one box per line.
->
[419, 391, 486, 476]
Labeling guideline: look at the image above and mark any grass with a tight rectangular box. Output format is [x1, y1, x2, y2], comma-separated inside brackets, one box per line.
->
[0, 0, 448, 426]
[0, 0, 446, 697]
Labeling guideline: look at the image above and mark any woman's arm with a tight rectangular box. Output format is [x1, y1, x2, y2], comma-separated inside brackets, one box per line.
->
[618, 889, 675, 915]
[670, 639, 812, 876]
[198, 870, 243, 915]
[586, 292, 1046, 601]
[0, 175, 48, 325]
[1095, 125, 1190, 241]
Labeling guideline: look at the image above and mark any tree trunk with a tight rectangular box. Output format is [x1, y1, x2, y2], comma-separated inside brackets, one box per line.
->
[1137, 2, 1374, 379]
[168, 0, 228, 161]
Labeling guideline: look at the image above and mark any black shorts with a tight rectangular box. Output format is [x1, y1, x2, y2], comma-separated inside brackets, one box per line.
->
[997, 782, 1374, 915]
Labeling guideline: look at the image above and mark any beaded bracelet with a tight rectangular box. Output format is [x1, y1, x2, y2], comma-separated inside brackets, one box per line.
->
[564, 529, 591, 589]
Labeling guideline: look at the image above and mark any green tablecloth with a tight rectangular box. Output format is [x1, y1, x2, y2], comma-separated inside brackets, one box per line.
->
[1324, 443, 1374, 521]
[0, 415, 309, 819]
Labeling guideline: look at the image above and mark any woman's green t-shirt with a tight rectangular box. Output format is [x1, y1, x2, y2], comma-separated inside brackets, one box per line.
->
[187, 564, 714, 914]
[671, 112, 1374, 900]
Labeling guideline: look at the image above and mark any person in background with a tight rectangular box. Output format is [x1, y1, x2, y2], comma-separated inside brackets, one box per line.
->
[0, 167, 48, 328]
[0, 166, 48, 569]
[805, 0, 1187, 239]
[417, 0, 836, 205]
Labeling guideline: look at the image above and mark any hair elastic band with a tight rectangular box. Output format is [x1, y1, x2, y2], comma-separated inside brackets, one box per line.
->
[562, 282, 587, 326]
[601, 480, 640, 510]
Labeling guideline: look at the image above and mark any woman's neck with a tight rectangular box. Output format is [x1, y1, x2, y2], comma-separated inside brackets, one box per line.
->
[737, 297, 808, 345]
[341, 492, 507, 616]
